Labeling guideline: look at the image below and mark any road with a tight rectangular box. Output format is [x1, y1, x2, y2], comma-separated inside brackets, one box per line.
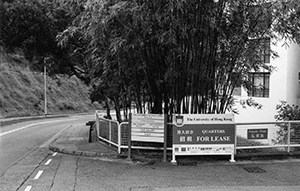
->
[9, 153, 300, 191]
[1, 115, 300, 191]
[0, 115, 94, 176]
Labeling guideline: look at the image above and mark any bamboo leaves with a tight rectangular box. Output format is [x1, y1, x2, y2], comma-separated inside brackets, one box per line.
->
[56, 0, 300, 121]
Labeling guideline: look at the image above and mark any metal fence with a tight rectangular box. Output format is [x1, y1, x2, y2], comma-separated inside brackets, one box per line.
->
[95, 111, 121, 153]
[95, 111, 300, 155]
[236, 121, 300, 153]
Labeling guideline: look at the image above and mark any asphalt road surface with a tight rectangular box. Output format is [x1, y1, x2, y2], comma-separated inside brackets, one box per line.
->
[0, 115, 94, 176]
[1, 115, 300, 191]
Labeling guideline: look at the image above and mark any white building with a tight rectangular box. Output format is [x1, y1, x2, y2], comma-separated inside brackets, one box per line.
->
[234, 41, 300, 123]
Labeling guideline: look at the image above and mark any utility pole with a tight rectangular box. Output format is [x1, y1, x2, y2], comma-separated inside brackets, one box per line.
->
[44, 65, 47, 116]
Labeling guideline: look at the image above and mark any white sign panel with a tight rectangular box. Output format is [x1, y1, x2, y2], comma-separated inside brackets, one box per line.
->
[172, 114, 236, 163]
[173, 144, 234, 155]
[131, 113, 164, 142]
[174, 114, 234, 125]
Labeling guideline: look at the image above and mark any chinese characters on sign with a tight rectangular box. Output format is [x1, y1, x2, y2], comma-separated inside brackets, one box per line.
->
[247, 129, 268, 139]
[172, 114, 235, 162]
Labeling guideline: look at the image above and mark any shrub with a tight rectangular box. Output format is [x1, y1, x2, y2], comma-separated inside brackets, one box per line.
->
[273, 101, 300, 146]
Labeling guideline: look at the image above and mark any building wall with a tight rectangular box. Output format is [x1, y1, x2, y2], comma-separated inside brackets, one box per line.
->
[286, 43, 300, 105]
[234, 42, 300, 123]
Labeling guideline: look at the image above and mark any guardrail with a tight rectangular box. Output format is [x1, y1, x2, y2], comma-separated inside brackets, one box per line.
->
[95, 111, 300, 155]
[95, 112, 120, 152]
[236, 121, 300, 153]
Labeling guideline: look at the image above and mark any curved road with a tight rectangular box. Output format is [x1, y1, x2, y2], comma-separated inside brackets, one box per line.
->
[0, 115, 94, 176]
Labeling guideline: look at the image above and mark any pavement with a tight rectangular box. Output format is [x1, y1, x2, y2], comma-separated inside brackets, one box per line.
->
[3, 116, 300, 190]
[48, 123, 121, 159]
[47, 125, 300, 191]
[46, 120, 300, 165]
[3, 114, 300, 164]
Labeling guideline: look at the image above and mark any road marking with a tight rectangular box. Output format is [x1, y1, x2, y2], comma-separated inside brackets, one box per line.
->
[24, 185, 32, 191]
[53, 152, 58, 156]
[45, 159, 52, 165]
[0, 120, 68, 137]
[33, 170, 43, 180]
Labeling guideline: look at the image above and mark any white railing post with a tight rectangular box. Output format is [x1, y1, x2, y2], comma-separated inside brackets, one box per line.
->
[288, 122, 291, 153]
[96, 112, 100, 138]
[234, 124, 237, 155]
[118, 123, 121, 154]
[109, 121, 112, 146]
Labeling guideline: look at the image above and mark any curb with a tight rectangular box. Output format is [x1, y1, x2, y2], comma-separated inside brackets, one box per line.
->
[49, 144, 113, 158]
[48, 142, 300, 166]
[48, 143, 138, 164]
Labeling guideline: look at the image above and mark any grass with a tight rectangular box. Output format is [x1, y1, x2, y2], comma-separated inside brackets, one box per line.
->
[0, 48, 102, 118]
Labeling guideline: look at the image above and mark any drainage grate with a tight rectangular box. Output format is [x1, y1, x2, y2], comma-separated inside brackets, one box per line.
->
[243, 166, 266, 173]
[177, 161, 197, 166]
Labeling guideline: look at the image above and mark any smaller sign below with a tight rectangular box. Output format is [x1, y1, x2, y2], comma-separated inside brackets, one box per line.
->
[173, 144, 234, 155]
[247, 129, 268, 139]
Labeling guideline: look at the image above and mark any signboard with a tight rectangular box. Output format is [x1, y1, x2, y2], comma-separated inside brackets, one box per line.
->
[172, 114, 235, 162]
[247, 129, 268, 139]
[131, 113, 164, 143]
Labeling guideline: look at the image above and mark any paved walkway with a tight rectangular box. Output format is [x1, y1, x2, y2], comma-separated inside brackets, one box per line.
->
[49, 124, 119, 159]
[3, 116, 300, 191]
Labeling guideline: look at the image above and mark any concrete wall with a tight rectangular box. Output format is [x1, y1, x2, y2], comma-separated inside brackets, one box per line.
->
[234, 42, 300, 123]
[286, 43, 300, 105]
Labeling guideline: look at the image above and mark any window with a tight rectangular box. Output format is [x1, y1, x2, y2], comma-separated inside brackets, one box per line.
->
[260, 38, 270, 63]
[249, 38, 271, 64]
[248, 73, 270, 97]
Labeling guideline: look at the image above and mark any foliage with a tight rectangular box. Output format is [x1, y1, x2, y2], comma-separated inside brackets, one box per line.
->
[275, 101, 300, 121]
[273, 101, 300, 145]
[0, 49, 102, 118]
[0, 0, 87, 79]
[55, 0, 300, 122]
[2, 0, 300, 122]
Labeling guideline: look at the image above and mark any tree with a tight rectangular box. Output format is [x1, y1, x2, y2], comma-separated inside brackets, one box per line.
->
[273, 101, 300, 146]
[58, 0, 300, 122]
[0, 0, 87, 79]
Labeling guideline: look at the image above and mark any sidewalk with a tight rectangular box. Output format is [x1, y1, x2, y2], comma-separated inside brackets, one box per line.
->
[49, 124, 120, 159]
[49, 123, 300, 165]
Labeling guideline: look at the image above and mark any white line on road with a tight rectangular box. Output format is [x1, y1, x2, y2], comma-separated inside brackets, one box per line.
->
[53, 152, 58, 156]
[24, 185, 32, 191]
[0, 120, 68, 137]
[33, 170, 43, 180]
[45, 159, 52, 165]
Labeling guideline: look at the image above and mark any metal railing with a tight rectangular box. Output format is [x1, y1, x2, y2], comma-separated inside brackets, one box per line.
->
[95, 111, 300, 155]
[236, 121, 300, 153]
[95, 112, 120, 152]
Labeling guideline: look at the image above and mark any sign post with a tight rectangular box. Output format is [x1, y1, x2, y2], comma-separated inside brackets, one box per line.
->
[127, 113, 132, 160]
[172, 114, 235, 163]
[163, 114, 167, 162]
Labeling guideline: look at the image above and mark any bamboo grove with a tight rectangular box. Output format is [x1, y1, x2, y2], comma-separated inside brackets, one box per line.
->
[56, 0, 300, 122]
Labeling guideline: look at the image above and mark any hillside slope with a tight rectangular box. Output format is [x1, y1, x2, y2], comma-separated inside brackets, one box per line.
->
[0, 50, 102, 118]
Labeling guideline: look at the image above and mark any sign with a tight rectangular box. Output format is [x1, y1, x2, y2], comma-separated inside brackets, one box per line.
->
[173, 124, 235, 145]
[174, 114, 234, 125]
[131, 113, 164, 142]
[247, 129, 268, 139]
[174, 145, 234, 155]
[172, 114, 235, 162]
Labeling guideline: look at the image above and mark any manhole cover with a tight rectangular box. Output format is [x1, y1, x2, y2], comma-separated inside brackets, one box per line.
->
[243, 166, 266, 173]
[177, 161, 197, 166]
